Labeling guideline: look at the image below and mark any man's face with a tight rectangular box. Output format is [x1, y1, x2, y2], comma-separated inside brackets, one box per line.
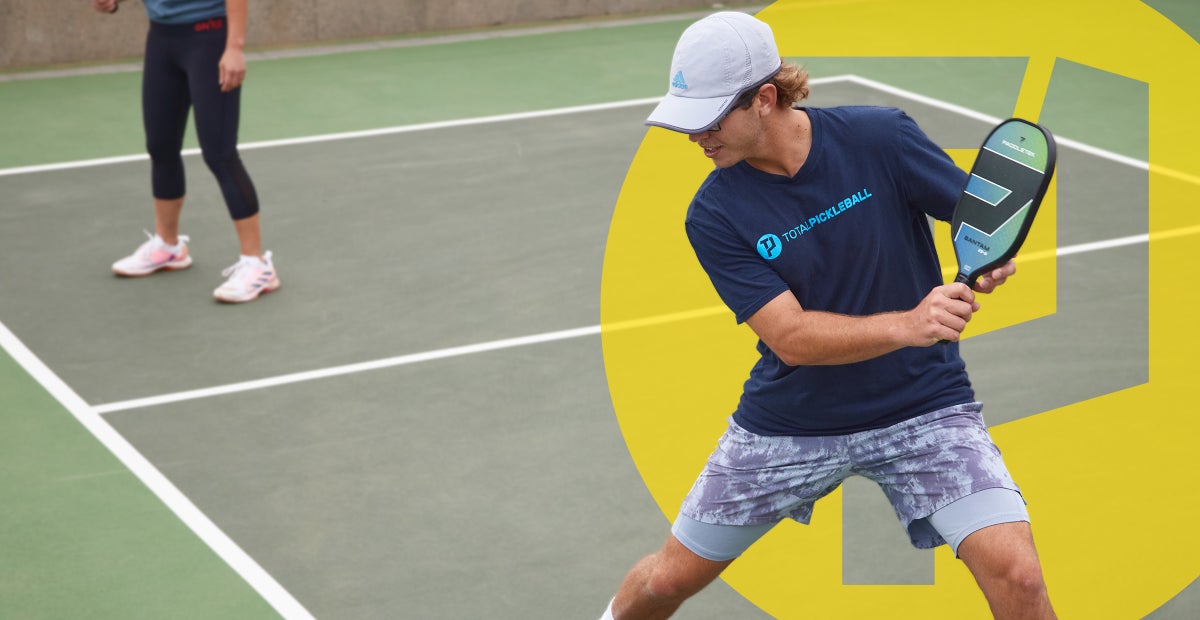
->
[687, 93, 760, 168]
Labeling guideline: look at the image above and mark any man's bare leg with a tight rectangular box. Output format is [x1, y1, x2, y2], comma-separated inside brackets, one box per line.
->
[957, 521, 1056, 620]
[608, 536, 733, 620]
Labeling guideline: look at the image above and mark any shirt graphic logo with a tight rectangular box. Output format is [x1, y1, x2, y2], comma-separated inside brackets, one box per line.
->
[757, 233, 782, 260]
[671, 71, 689, 90]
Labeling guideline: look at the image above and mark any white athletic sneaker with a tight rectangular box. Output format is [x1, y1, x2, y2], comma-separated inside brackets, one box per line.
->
[213, 251, 280, 303]
[112, 231, 192, 276]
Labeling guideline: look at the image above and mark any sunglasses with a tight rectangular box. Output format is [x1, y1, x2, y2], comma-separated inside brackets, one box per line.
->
[706, 87, 761, 133]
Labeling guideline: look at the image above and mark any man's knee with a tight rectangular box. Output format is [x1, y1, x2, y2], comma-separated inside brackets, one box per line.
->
[644, 536, 731, 601]
[1000, 557, 1049, 598]
[641, 566, 697, 603]
[958, 522, 1049, 597]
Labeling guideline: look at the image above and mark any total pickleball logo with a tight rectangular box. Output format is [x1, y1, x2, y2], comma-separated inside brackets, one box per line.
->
[757, 233, 782, 260]
[601, 1, 1199, 618]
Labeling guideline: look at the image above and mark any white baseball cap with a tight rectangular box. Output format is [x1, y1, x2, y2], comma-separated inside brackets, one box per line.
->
[645, 12, 782, 134]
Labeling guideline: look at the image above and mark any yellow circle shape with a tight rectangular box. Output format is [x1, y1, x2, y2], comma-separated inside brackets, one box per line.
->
[600, 1, 1200, 617]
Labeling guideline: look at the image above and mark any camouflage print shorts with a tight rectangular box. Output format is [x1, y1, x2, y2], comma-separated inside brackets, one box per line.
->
[678, 401, 1021, 549]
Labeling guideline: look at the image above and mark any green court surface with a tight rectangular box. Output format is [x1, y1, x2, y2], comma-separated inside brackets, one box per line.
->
[1, 2, 1197, 618]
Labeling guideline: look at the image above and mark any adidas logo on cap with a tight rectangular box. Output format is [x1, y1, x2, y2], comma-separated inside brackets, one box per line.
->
[672, 71, 688, 90]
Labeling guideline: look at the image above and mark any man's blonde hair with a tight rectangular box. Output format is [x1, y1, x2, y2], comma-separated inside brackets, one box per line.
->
[770, 61, 810, 108]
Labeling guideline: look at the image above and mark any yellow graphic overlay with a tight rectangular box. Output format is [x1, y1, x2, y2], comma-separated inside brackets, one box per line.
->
[600, 1, 1199, 617]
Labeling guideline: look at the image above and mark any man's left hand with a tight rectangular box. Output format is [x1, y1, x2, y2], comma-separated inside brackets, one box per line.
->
[972, 260, 1016, 294]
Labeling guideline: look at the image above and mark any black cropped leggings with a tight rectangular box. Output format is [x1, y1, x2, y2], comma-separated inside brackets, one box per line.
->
[143, 19, 259, 220]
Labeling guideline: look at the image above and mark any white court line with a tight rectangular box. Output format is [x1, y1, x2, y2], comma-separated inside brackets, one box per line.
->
[0, 74, 1158, 179]
[0, 97, 655, 177]
[0, 322, 316, 620]
[93, 326, 600, 414]
[841, 75, 1152, 172]
[1056, 233, 1148, 256]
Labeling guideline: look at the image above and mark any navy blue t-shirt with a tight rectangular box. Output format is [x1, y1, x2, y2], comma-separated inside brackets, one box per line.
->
[685, 106, 975, 436]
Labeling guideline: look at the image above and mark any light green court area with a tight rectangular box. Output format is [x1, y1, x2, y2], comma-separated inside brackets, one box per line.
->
[0, 347, 278, 619]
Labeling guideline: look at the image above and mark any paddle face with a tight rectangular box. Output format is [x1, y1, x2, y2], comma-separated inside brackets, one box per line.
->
[950, 118, 1056, 285]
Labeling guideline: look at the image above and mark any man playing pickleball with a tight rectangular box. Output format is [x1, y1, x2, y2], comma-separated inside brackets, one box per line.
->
[599, 12, 1055, 620]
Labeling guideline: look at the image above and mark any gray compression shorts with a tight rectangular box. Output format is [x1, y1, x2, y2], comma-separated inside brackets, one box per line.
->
[673, 486, 1028, 561]
[671, 402, 1026, 561]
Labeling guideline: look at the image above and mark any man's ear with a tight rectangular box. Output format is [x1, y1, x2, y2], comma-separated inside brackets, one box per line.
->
[757, 82, 780, 110]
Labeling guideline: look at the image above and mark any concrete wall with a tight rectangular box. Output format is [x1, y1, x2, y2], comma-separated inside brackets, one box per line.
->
[0, 0, 720, 71]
